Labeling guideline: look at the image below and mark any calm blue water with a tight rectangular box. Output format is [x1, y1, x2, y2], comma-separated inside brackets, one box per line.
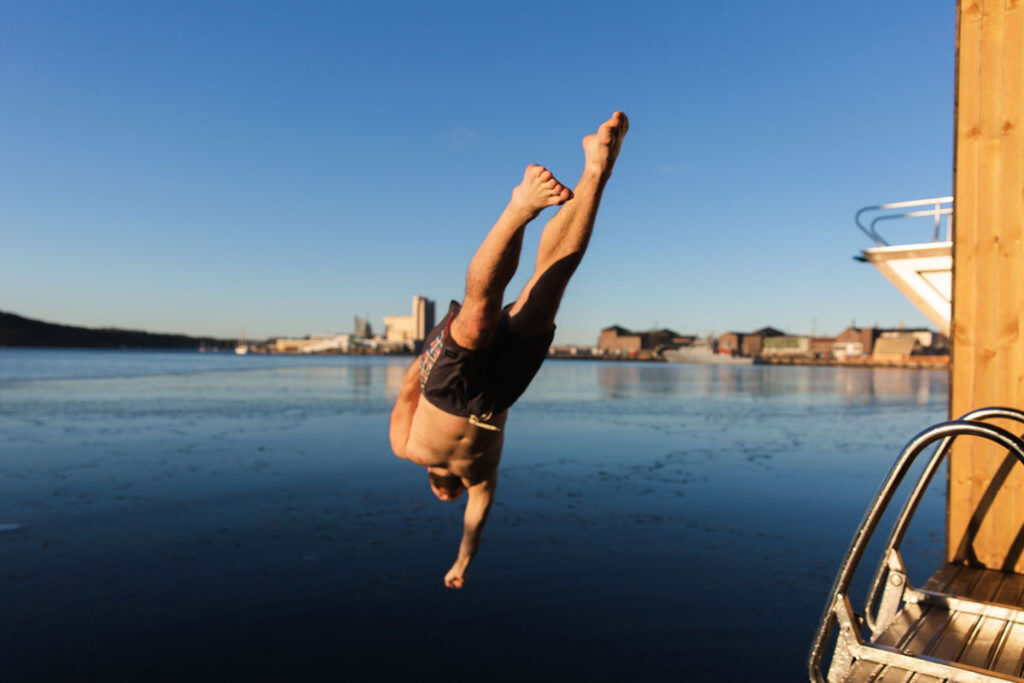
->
[0, 349, 950, 681]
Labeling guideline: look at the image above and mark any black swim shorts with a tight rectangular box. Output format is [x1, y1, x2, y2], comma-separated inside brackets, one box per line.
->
[419, 300, 554, 429]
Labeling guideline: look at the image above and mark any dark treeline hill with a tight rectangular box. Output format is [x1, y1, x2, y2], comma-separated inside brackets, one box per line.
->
[0, 310, 231, 350]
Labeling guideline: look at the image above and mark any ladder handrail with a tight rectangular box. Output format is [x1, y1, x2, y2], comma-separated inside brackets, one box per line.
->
[862, 406, 1024, 633]
[807, 417, 1024, 682]
[855, 196, 953, 247]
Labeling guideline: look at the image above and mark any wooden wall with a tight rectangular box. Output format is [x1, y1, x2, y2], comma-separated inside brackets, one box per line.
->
[948, 0, 1024, 570]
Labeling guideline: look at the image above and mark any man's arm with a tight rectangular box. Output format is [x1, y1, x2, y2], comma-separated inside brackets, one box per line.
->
[389, 359, 421, 460]
[444, 473, 497, 589]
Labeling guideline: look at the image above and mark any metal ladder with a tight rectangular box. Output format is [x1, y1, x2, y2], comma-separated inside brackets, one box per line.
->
[808, 407, 1024, 682]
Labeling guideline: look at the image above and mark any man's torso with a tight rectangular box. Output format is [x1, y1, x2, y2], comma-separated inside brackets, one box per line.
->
[406, 396, 507, 480]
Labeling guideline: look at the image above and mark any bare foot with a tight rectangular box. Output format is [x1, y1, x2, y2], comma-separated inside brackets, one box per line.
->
[582, 111, 629, 176]
[511, 164, 572, 216]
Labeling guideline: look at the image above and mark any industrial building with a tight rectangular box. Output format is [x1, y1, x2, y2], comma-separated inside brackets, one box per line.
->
[383, 296, 436, 349]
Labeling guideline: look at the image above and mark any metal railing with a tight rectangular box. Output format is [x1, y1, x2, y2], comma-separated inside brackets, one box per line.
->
[855, 196, 953, 247]
[807, 409, 1024, 682]
[861, 407, 1024, 635]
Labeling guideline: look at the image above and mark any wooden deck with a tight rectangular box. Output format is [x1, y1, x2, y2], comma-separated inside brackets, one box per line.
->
[844, 564, 1024, 682]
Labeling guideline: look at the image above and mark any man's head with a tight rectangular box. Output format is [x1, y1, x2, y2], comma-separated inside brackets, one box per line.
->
[427, 467, 466, 502]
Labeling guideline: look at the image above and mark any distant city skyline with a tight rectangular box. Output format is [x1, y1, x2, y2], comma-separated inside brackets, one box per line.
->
[0, 2, 954, 345]
[1, 300, 943, 349]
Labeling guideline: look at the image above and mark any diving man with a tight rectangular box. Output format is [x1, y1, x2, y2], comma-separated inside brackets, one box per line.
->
[389, 112, 629, 588]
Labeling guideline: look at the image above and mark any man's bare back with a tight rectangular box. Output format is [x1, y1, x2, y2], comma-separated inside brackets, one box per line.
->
[389, 112, 629, 588]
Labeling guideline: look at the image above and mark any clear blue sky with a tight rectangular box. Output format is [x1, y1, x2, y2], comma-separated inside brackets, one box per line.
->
[1, 1, 955, 344]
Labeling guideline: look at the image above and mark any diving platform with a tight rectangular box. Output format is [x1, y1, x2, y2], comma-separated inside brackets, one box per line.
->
[855, 198, 952, 336]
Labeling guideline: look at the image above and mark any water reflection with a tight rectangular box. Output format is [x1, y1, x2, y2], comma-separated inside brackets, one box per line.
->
[385, 361, 408, 397]
[833, 367, 944, 405]
[593, 362, 946, 405]
[597, 364, 675, 398]
[351, 363, 373, 392]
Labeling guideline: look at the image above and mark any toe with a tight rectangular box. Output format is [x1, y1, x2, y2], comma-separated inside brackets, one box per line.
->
[538, 169, 552, 182]
[610, 112, 629, 137]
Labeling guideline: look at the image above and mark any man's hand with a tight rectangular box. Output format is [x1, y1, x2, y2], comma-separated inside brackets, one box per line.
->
[444, 564, 467, 589]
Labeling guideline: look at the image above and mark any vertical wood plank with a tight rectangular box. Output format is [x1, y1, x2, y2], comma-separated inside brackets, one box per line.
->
[1003, 0, 1024, 573]
[948, 0, 981, 569]
[970, 0, 1003, 570]
[949, 0, 1024, 571]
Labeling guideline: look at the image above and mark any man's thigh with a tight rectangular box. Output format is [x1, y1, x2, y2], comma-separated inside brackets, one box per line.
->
[505, 267, 568, 338]
[489, 318, 555, 412]
[449, 298, 504, 349]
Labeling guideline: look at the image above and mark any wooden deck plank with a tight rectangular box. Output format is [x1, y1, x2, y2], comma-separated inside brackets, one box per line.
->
[919, 566, 1018, 670]
[992, 571, 1024, 605]
[958, 615, 1008, 669]
[901, 608, 954, 657]
[846, 664, 917, 683]
[921, 563, 962, 593]
[843, 659, 884, 682]
[928, 610, 979, 661]
[946, 564, 987, 597]
[901, 673, 942, 683]
[966, 567, 1007, 601]
[990, 621, 1024, 677]
[875, 603, 927, 648]
[922, 564, 1024, 605]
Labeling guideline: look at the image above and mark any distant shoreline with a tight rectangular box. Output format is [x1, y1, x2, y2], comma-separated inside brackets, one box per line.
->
[547, 353, 949, 370]
[1, 311, 951, 370]
[1, 346, 948, 370]
[0, 310, 233, 351]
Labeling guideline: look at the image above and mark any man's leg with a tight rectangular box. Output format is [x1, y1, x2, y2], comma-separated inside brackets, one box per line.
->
[450, 165, 571, 349]
[507, 112, 629, 336]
